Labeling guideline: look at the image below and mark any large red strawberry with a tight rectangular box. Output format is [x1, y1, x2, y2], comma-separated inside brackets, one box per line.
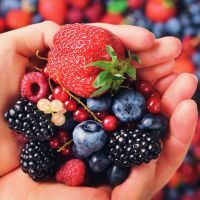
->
[145, 0, 176, 22]
[46, 24, 137, 98]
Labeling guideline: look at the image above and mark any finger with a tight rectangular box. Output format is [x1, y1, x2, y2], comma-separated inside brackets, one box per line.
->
[154, 100, 198, 194]
[1, 21, 60, 57]
[137, 60, 175, 82]
[154, 72, 178, 94]
[161, 73, 198, 116]
[112, 161, 157, 200]
[97, 185, 112, 194]
[92, 23, 155, 51]
[135, 37, 182, 67]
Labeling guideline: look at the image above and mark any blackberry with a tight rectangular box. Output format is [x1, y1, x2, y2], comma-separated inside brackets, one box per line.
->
[20, 141, 56, 181]
[4, 98, 55, 141]
[107, 129, 161, 167]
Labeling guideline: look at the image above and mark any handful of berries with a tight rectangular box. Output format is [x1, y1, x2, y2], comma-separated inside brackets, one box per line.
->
[4, 24, 168, 187]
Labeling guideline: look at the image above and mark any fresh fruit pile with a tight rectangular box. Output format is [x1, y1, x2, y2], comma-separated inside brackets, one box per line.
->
[4, 24, 168, 187]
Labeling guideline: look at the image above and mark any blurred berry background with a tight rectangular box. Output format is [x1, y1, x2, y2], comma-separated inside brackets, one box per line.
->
[0, 0, 200, 199]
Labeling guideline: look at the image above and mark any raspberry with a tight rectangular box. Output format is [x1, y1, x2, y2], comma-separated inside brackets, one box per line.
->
[107, 128, 161, 167]
[20, 141, 56, 181]
[56, 159, 86, 186]
[20, 72, 49, 103]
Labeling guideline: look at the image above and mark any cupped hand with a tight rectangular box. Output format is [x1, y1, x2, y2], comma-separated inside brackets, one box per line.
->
[0, 21, 198, 200]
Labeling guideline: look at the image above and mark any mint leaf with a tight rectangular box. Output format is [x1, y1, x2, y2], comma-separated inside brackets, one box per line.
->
[126, 66, 136, 80]
[93, 71, 109, 88]
[131, 53, 142, 64]
[112, 74, 125, 80]
[86, 61, 112, 70]
[106, 45, 117, 63]
[91, 80, 112, 97]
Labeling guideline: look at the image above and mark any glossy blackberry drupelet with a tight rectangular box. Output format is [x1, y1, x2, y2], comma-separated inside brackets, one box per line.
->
[107, 129, 161, 167]
[4, 98, 55, 141]
[20, 141, 56, 181]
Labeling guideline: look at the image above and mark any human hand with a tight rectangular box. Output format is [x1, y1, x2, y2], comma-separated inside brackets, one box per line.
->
[0, 22, 198, 200]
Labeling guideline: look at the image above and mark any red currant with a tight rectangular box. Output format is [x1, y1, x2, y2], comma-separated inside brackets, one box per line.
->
[43, 66, 48, 78]
[49, 138, 60, 149]
[58, 130, 70, 144]
[53, 86, 69, 102]
[64, 99, 77, 111]
[103, 115, 117, 131]
[137, 80, 152, 96]
[74, 108, 89, 122]
[147, 97, 161, 113]
[48, 94, 54, 101]
[150, 90, 161, 98]
[61, 147, 71, 156]
[95, 111, 109, 121]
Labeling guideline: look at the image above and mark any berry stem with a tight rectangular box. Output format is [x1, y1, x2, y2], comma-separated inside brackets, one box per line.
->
[36, 50, 48, 61]
[57, 139, 73, 152]
[55, 72, 102, 123]
[48, 77, 54, 92]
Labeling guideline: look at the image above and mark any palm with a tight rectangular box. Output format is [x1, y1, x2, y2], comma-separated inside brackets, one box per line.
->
[0, 22, 198, 200]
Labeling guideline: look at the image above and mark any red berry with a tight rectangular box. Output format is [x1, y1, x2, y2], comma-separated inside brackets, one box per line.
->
[128, 0, 144, 9]
[136, 80, 152, 96]
[74, 108, 89, 122]
[48, 94, 54, 101]
[103, 115, 117, 131]
[20, 72, 49, 103]
[53, 86, 69, 102]
[95, 111, 109, 121]
[56, 159, 86, 186]
[43, 67, 49, 77]
[147, 97, 161, 113]
[67, 8, 83, 23]
[6, 10, 32, 30]
[39, 0, 67, 24]
[69, 0, 90, 9]
[49, 138, 60, 149]
[100, 13, 124, 24]
[61, 147, 71, 156]
[150, 90, 161, 98]
[64, 99, 77, 111]
[58, 131, 70, 144]
[0, 18, 6, 33]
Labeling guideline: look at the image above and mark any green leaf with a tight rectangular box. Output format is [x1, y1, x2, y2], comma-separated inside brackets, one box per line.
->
[106, 45, 117, 63]
[131, 53, 142, 64]
[164, 0, 175, 7]
[93, 71, 109, 88]
[86, 61, 112, 70]
[126, 66, 136, 80]
[107, 0, 127, 14]
[91, 81, 112, 97]
[112, 74, 125, 80]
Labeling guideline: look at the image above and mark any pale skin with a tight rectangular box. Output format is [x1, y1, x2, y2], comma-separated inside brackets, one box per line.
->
[0, 21, 198, 200]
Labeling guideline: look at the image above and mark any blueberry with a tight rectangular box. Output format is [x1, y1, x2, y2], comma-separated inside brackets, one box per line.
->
[106, 165, 130, 186]
[189, 3, 200, 16]
[112, 89, 146, 123]
[88, 150, 111, 172]
[179, 14, 191, 27]
[138, 113, 168, 138]
[72, 145, 92, 159]
[192, 51, 200, 68]
[86, 93, 112, 112]
[152, 23, 166, 38]
[32, 14, 43, 24]
[135, 17, 152, 29]
[183, 26, 196, 37]
[73, 120, 107, 153]
[191, 14, 200, 26]
[0, 0, 21, 15]
[165, 18, 182, 36]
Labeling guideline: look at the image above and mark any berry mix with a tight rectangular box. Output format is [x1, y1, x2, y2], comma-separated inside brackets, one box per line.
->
[4, 24, 168, 187]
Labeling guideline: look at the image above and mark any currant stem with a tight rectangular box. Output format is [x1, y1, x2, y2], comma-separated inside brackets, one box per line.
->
[36, 50, 48, 61]
[55, 72, 102, 123]
[48, 77, 54, 92]
[57, 139, 73, 152]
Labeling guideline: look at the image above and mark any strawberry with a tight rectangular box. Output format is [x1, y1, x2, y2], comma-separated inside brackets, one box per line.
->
[46, 24, 137, 98]
[100, 13, 124, 25]
[0, 18, 6, 33]
[56, 159, 86, 186]
[69, 0, 90, 9]
[6, 10, 32, 30]
[39, 0, 67, 25]
[145, 0, 176, 22]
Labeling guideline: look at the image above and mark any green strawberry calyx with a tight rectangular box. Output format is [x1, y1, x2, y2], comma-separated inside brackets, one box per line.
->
[164, 0, 175, 8]
[86, 45, 141, 97]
